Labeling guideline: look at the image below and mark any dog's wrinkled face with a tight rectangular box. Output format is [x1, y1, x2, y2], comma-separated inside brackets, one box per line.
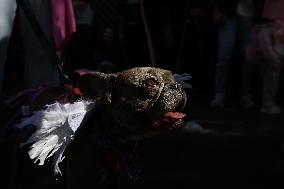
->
[79, 67, 187, 136]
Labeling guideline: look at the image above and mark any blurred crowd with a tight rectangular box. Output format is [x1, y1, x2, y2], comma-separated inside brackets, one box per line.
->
[0, 0, 283, 114]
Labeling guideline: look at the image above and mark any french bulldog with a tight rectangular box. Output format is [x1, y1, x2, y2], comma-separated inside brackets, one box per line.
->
[62, 67, 187, 188]
[4, 67, 188, 189]
[78, 67, 187, 137]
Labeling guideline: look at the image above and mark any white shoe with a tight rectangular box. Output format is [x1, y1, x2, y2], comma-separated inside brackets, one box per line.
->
[211, 93, 224, 108]
[261, 103, 282, 114]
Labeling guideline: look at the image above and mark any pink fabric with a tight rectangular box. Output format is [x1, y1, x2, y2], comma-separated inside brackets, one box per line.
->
[246, 24, 284, 66]
[263, 0, 284, 22]
[50, 0, 76, 50]
[246, 31, 260, 63]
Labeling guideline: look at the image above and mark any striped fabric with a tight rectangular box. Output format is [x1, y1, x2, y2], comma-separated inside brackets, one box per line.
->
[89, 0, 120, 31]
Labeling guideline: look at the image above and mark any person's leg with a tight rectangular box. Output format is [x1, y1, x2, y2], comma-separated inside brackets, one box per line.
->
[261, 62, 282, 114]
[211, 17, 237, 107]
[237, 15, 256, 108]
[0, 0, 17, 98]
[19, 0, 60, 89]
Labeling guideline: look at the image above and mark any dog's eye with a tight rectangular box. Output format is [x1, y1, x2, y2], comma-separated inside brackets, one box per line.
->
[144, 78, 158, 87]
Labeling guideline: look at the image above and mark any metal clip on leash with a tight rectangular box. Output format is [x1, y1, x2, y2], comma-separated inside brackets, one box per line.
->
[54, 59, 71, 85]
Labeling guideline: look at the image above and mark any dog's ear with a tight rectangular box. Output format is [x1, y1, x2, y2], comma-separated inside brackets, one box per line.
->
[78, 72, 117, 100]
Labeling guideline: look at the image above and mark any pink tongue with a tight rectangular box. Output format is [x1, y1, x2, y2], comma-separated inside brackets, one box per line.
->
[152, 112, 187, 129]
[165, 112, 186, 120]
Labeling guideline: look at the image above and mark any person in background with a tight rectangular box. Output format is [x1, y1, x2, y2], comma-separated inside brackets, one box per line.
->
[246, 0, 284, 114]
[259, 20, 283, 114]
[211, 0, 256, 108]
[64, 0, 96, 74]
[260, 0, 284, 114]
[90, 0, 123, 70]
[19, 0, 76, 89]
[19, 0, 58, 89]
[119, 0, 150, 68]
[178, 0, 213, 91]
[143, 0, 189, 72]
[0, 0, 17, 99]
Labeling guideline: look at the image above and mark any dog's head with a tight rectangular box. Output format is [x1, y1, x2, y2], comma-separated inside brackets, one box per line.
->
[78, 67, 187, 137]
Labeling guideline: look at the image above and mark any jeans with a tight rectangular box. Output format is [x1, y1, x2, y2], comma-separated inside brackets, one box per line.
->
[214, 15, 254, 95]
[261, 62, 282, 105]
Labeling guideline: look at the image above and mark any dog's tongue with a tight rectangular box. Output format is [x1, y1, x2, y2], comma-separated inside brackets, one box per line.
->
[152, 112, 186, 129]
[164, 112, 186, 122]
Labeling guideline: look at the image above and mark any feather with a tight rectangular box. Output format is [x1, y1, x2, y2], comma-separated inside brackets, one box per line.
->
[173, 73, 192, 89]
[16, 100, 95, 175]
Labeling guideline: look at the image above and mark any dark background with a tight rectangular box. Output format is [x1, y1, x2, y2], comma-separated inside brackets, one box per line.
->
[1, 0, 284, 188]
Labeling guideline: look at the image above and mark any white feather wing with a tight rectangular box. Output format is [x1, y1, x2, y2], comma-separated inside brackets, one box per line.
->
[16, 100, 94, 175]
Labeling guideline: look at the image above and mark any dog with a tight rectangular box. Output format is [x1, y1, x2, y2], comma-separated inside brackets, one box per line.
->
[4, 67, 188, 189]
